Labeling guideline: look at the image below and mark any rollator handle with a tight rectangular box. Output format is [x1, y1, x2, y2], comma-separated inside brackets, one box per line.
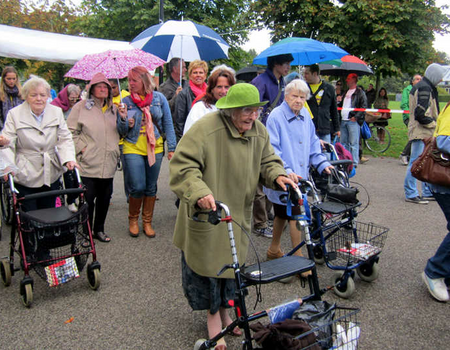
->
[192, 201, 223, 225]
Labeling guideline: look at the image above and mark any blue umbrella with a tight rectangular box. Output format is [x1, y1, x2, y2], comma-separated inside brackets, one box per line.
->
[253, 37, 349, 66]
[131, 20, 230, 62]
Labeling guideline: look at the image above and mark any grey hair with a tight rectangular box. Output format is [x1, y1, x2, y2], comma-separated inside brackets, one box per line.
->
[211, 64, 236, 77]
[285, 79, 311, 99]
[67, 84, 81, 96]
[22, 75, 51, 100]
[168, 57, 182, 73]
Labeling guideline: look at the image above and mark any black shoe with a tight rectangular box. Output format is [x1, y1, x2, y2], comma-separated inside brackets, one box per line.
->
[421, 196, 436, 202]
[95, 231, 111, 242]
[405, 196, 428, 204]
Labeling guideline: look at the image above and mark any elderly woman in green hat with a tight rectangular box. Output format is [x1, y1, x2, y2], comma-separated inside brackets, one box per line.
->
[169, 83, 297, 349]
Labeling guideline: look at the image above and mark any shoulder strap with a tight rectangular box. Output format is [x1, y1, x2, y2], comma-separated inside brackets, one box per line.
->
[267, 82, 283, 114]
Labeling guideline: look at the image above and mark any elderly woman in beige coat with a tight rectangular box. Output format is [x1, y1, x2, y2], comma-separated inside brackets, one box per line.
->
[0, 76, 76, 212]
[67, 72, 127, 243]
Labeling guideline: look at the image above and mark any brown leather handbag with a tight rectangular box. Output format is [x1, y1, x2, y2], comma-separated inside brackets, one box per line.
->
[411, 137, 450, 187]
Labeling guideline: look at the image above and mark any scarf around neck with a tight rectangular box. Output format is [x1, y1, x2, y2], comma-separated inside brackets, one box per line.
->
[130, 92, 156, 166]
[189, 80, 207, 98]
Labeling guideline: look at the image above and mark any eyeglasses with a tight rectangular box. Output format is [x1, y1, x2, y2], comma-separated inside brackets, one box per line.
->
[241, 107, 263, 116]
[69, 98, 80, 102]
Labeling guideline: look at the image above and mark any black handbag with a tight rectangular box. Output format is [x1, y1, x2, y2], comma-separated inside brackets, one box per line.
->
[326, 169, 359, 204]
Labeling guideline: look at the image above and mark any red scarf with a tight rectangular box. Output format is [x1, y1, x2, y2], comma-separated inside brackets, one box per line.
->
[130, 92, 156, 166]
[189, 80, 207, 108]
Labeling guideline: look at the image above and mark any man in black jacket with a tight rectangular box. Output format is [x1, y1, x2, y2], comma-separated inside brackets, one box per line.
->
[303, 64, 340, 144]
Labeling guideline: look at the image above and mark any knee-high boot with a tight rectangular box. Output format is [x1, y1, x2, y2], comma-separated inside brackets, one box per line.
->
[142, 196, 156, 238]
[129, 197, 143, 237]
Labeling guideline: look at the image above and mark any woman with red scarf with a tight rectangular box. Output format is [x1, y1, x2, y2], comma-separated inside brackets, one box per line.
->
[174, 60, 208, 140]
[118, 66, 176, 238]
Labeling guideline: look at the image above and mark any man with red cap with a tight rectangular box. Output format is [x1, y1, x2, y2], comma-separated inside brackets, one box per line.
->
[338, 73, 367, 167]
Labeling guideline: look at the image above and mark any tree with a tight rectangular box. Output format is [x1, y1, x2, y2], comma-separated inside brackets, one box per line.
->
[74, 0, 252, 71]
[0, 0, 81, 89]
[251, 0, 449, 79]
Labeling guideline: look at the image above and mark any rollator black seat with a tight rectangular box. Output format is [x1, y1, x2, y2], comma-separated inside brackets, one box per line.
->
[241, 256, 315, 285]
[314, 201, 361, 215]
[23, 206, 75, 224]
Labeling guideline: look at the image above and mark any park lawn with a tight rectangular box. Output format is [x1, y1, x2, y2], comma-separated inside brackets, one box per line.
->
[363, 101, 447, 158]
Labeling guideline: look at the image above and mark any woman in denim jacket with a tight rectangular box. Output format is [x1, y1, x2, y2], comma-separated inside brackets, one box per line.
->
[118, 66, 176, 238]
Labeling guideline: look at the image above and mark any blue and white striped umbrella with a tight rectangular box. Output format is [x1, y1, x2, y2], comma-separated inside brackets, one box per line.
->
[131, 20, 230, 62]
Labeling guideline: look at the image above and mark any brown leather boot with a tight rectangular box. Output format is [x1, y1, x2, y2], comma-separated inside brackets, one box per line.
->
[142, 196, 156, 238]
[128, 197, 143, 237]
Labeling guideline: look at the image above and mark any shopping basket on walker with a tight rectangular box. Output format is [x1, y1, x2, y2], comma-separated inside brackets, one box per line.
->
[0, 169, 101, 307]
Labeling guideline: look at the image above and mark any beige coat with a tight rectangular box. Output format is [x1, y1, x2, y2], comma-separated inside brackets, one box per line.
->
[408, 83, 438, 141]
[1, 102, 75, 188]
[67, 98, 120, 179]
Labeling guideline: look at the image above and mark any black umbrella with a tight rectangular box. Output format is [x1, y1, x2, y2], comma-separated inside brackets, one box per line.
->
[236, 66, 262, 82]
[319, 55, 373, 76]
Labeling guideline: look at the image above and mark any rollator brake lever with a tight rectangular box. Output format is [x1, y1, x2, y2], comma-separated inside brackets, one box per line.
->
[217, 264, 234, 276]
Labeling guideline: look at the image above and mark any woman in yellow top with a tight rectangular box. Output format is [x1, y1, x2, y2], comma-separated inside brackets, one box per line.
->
[118, 66, 176, 238]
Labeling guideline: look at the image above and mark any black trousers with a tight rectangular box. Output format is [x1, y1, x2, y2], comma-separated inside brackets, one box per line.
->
[81, 177, 113, 234]
[15, 180, 60, 212]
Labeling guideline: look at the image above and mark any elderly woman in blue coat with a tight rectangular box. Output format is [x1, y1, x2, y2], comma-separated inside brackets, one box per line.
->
[264, 79, 333, 269]
[118, 66, 176, 238]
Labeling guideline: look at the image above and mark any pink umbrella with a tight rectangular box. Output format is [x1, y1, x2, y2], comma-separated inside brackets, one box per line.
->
[64, 48, 166, 80]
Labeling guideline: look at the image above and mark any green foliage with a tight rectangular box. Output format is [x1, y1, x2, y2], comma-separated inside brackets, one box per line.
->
[75, 0, 250, 45]
[0, 0, 79, 89]
[252, 0, 450, 77]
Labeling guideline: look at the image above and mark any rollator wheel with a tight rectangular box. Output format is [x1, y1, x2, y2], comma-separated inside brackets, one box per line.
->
[1, 259, 12, 286]
[357, 261, 379, 282]
[22, 283, 33, 308]
[87, 264, 101, 290]
[193, 338, 207, 350]
[331, 272, 355, 299]
[312, 245, 325, 265]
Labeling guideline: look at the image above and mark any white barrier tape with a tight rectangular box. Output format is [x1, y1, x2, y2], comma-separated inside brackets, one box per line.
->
[338, 107, 409, 114]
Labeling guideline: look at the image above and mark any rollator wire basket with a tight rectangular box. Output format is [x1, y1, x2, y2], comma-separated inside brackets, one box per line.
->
[324, 221, 388, 266]
[19, 203, 91, 285]
[296, 306, 360, 350]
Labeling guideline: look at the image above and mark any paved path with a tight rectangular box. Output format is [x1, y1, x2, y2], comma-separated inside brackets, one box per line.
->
[0, 156, 449, 349]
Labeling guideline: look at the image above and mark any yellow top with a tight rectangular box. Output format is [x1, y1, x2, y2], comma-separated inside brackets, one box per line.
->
[309, 83, 323, 105]
[122, 94, 163, 155]
[435, 103, 450, 137]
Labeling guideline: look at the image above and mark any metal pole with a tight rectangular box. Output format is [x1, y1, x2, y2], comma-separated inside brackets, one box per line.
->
[159, 0, 164, 84]
[159, 0, 164, 23]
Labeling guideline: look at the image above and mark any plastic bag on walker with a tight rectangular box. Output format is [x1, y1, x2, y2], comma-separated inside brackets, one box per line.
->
[267, 298, 302, 324]
[0, 148, 18, 177]
[292, 300, 336, 348]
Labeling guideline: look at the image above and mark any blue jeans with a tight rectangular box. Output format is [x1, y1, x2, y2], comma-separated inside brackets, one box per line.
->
[123, 153, 163, 198]
[318, 133, 331, 160]
[404, 140, 432, 199]
[425, 192, 450, 281]
[340, 120, 360, 166]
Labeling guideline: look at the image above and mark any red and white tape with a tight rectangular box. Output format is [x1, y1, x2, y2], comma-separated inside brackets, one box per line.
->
[338, 107, 409, 114]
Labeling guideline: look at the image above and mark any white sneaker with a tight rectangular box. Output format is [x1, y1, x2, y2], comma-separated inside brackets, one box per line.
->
[68, 203, 78, 213]
[422, 272, 449, 302]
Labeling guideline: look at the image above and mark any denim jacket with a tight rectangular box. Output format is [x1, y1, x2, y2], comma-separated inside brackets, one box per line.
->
[117, 91, 177, 152]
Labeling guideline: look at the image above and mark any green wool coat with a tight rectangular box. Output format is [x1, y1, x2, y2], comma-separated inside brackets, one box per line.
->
[169, 110, 286, 279]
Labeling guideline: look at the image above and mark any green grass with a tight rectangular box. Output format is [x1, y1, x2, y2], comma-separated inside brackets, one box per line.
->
[363, 101, 447, 158]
